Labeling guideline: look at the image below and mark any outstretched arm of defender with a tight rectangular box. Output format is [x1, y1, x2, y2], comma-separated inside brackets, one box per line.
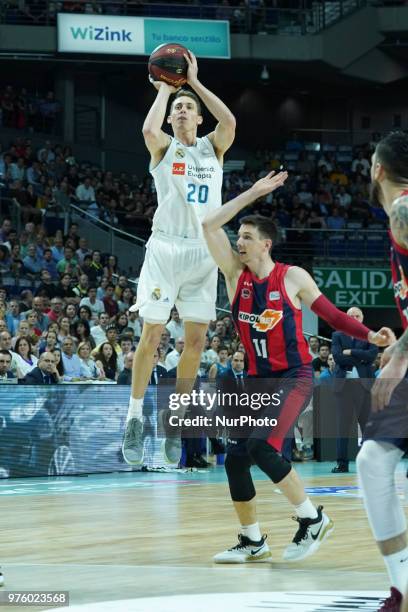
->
[184, 51, 235, 155]
[287, 266, 395, 347]
[202, 172, 288, 288]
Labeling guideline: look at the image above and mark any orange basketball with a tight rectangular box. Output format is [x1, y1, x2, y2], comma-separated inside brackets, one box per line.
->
[148, 43, 188, 88]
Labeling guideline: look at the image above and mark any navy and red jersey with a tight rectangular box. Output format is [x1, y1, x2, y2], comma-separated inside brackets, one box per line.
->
[231, 261, 312, 375]
[390, 193, 408, 329]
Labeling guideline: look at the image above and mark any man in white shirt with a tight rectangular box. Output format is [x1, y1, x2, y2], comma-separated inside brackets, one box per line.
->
[75, 177, 95, 203]
[165, 308, 185, 340]
[90, 312, 109, 346]
[80, 287, 105, 321]
[61, 337, 87, 380]
[165, 337, 184, 371]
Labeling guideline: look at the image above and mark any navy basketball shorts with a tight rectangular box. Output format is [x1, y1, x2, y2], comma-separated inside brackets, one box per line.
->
[363, 372, 408, 453]
[226, 364, 313, 461]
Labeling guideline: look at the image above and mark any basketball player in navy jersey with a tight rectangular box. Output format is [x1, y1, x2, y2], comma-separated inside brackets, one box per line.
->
[122, 51, 235, 466]
[201, 171, 393, 564]
[354, 132, 408, 612]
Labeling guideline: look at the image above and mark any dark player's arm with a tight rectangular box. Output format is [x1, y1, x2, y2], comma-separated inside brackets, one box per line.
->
[287, 266, 393, 346]
[202, 173, 287, 286]
[142, 82, 173, 160]
[390, 196, 408, 250]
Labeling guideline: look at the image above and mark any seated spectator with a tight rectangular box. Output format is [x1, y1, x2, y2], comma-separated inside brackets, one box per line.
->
[57, 315, 72, 344]
[36, 269, 59, 299]
[64, 303, 78, 326]
[23, 352, 60, 385]
[25, 310, 42, 339]
[117, 286, 134, 312]
[90, 311, 109, 346]
[24, 295, 50, 333]
[23, 243, 44, 277]
[218, 350, 246, 382]
[41, 249, 59, 280]
[103, 283, 118, 318]
[127, 308, 143, 339]
[77, 341, 101, 379]
[46, 296, 64, 322]
[166, 308, 184, 340]
[312, 344, 330, 379]
[208, 346, 231, 381]
[14, 337, 38, 379]
[117, 335, 133, 372]
[38, 329, 59, 355]
[165, 337, 184, 370]
[60, 336, 86, 380]
[76, 177, 95, 203]
[117, 351, 134, 385]
[319, 353, 336, 384]
[13, 320, 38, 350]
[78, 304, 92, 323]
[103, 254, 118, 281]
[205, 335, 221, 365]
[115, 312, 128, 335]
[94, 341, 118, 381]
[51, 234, 64, 262]
[76, 237, 91, 264]
[5, 299, 22, 335]
[72, 319, 95, 349]
[0, 349, 17, 383]
[51, 347, 64, 378]
[307, 335, 320, 359]
[56, 273, 77, 303]
[326, 207, 346, 230]
[88, 250, 103, 283]
[80, 286, 105, 321]
[0, 330, 19, 376]
[56, 245, 79, 277]
[73, 273, 89, 301]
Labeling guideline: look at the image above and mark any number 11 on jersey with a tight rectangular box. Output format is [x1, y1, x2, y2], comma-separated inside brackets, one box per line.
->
[187, 183, 209, 204]
[253, 338, 268, 358]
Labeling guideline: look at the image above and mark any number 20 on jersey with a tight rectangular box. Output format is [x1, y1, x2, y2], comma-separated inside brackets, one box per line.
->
[187, 183, 209, 204]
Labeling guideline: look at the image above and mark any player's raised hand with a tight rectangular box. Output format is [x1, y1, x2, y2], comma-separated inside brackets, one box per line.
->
[184, 50, 199, 85]
[250, 171, 288, 199]
[148, 75, 179, 94]
[368, 327, 396, 347]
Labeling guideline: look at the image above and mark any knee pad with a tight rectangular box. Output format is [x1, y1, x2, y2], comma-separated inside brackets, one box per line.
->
[247, 438, 291, 484]
[225, 453, 256, 502]
[357, 440, 406, 542]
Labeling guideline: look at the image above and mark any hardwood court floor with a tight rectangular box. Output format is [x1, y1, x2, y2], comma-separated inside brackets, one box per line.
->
[1, 461, 405, 610]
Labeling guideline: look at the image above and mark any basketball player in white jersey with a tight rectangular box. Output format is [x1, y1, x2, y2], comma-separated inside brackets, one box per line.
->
[122, 51, 235, 465]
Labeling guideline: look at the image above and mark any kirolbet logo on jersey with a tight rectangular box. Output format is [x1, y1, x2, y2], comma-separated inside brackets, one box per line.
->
[172, 162, 185, 175]
[238, 309, 283, 332]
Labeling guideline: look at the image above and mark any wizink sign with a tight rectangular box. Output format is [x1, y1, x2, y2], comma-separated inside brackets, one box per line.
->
[58, 14, 144, 54]
[57, 14, 230, 59]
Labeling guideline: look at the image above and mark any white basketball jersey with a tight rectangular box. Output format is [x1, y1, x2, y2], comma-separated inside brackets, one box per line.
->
[151, 136, 223, 240]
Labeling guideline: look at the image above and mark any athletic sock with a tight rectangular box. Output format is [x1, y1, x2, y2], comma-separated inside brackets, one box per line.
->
[241, 522, 262, 542]
[126, 397, 143, 423]
[384, 547, 408, 593]
[294, 498, 318, 520]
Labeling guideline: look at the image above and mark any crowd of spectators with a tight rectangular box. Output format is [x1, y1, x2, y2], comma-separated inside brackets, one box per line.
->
[0, 130, 389, 267]
[0, 85, 60, 134]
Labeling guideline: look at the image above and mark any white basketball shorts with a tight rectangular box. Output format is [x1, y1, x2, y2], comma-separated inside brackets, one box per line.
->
[133, 233, 218, 324]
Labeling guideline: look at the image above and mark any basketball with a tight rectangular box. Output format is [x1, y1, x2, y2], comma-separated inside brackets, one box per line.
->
[148, 43, 188, 88]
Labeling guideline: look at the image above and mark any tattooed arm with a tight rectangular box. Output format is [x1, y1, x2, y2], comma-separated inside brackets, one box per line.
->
[390, 196, 408, 250]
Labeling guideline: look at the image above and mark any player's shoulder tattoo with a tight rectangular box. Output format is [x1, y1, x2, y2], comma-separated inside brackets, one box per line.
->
[391, 197, 408, 250]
